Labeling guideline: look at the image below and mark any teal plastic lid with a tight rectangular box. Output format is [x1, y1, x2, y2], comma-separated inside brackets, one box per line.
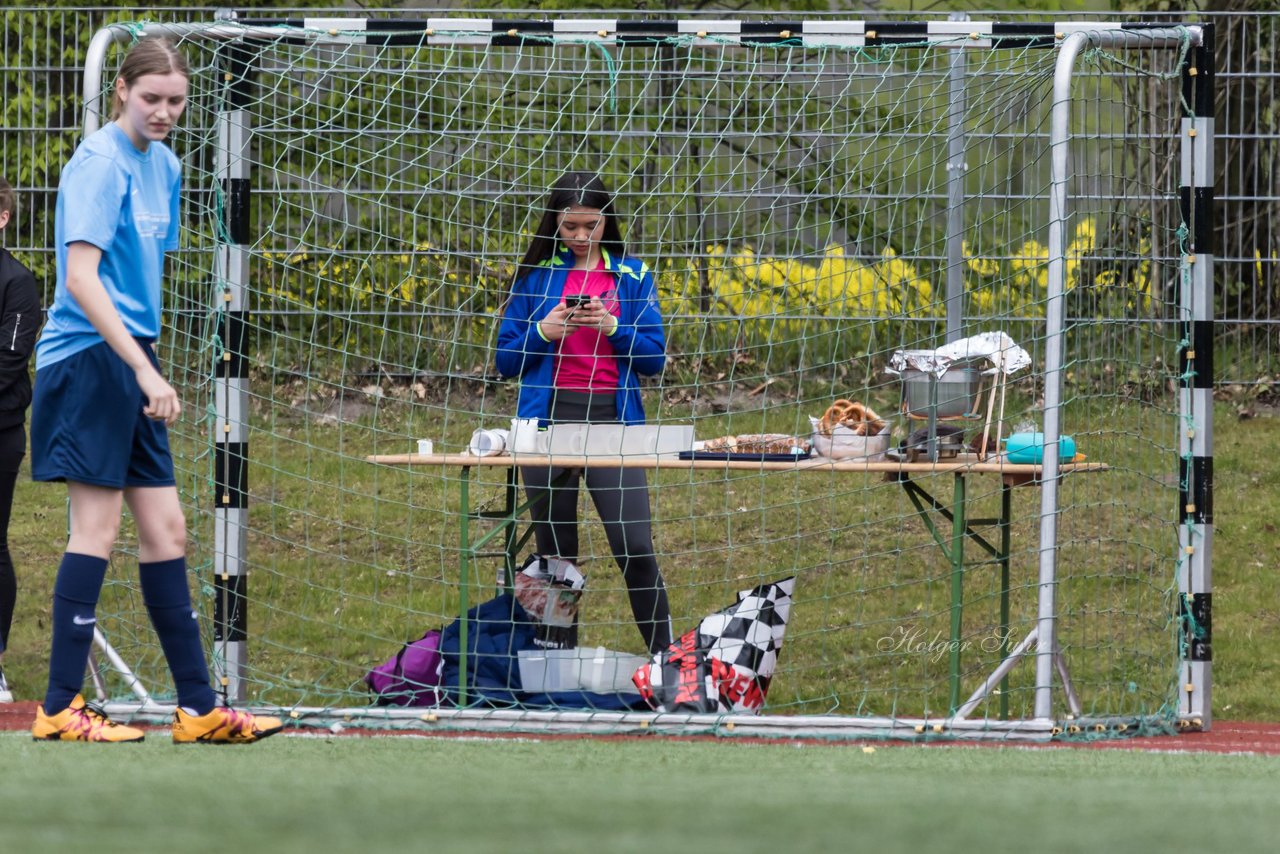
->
[1002, 432, 1077, 464]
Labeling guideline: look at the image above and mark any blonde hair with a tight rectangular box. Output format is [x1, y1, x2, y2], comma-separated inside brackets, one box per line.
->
[111, 36, 190, 120]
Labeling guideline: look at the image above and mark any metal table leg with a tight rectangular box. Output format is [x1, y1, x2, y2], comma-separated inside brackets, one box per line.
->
[457, 467, 472, 706]
[899, 471, 1008, 716]
[999, 482, 1012, 719]
[454, 464, 571, 706]
[954, 479, 1079, 722]
[948, 473, 966, 712]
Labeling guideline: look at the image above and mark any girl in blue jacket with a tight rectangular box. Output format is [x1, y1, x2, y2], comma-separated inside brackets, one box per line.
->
[496, 172, 672, 653]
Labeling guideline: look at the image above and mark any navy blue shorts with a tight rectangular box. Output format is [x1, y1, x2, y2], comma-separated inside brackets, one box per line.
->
[30, 340, 176, 489]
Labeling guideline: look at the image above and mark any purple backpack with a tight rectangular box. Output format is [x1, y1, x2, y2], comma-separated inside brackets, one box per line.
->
[364, 629, 443, 706]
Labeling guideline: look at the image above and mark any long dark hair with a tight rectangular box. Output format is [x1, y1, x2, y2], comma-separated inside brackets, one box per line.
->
[514, 172, 626, 283]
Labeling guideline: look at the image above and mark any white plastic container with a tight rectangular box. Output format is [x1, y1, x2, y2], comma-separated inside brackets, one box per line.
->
[508, 418, 547, 454]
[516, 649, 575, 692]
[580, 649, 649, 693]
[545, 424, 693, 457]
[516, 647, 647, 694]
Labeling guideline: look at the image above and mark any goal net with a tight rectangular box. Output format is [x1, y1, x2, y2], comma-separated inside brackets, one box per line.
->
[86, 17, 1210, 741]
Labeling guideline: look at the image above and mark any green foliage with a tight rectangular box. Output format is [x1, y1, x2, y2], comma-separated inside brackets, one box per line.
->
[220, 206, 1165, 388]
[250, 243, 510, 375]
[0, 9, 91, 280]
[481, 0, 831, 10]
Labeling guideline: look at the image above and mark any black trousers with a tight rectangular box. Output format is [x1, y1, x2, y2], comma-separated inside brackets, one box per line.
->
[522, 391, 672, 654]
[0, 422, 25, 654]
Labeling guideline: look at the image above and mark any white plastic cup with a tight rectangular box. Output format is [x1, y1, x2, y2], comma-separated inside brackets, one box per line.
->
[467, 428, 508, 457]
[509, 418, 543, 454]
[416, 439, 433, 456]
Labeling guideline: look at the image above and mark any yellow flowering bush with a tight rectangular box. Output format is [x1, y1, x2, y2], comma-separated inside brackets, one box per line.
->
[964, 217, 1156, 319]
[245, 213, 1162, 379]
[661, 243, 940, 323]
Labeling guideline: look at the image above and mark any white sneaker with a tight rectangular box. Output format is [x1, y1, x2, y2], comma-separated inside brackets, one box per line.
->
[0, 666, 12, 703]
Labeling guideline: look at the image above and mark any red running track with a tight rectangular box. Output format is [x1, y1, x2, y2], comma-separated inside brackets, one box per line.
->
[2, 701, 1278, 754]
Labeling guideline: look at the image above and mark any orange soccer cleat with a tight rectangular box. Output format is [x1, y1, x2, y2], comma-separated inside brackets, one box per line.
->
[32, 695, 146, 743]
[172, 705, 284, 745]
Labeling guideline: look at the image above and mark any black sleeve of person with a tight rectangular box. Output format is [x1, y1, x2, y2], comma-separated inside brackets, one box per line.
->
[0, 264, 40, 398]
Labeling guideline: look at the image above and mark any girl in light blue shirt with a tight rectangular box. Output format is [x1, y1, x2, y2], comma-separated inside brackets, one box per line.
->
[30, 36, 281, 744]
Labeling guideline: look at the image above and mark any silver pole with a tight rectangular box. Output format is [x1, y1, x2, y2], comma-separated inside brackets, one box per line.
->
[92, 627, 155, 706]
[944, 13, 969, 343]
[955, 628, 1038, 720]
[82, 21, 279, 136]
[82, 26, 131, 136]
[1038, 26, 1201, 721]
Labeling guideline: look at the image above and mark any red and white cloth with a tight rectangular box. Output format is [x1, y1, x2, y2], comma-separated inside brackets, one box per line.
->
[633, 577, 794, 714]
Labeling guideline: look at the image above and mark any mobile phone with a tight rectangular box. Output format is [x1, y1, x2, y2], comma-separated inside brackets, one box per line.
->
[564, 293, 590, 309]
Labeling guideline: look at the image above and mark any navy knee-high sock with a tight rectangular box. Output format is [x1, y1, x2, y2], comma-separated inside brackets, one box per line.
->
[139, 557, 216, 715]
[44, 553, 109, 715]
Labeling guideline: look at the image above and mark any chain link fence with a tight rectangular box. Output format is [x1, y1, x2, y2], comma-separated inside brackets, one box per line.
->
[2, 6, 1276, 383]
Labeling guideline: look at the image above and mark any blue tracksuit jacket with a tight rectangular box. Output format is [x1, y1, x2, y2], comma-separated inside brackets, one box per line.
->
[495, 246, 665, 425]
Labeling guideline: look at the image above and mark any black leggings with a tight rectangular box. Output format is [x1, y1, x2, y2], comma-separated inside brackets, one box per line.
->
[0, 423, 25, 655]
[523, 392, 672, 654]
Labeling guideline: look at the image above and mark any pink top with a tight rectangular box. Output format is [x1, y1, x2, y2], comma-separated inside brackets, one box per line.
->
[553, 260, 621, 393]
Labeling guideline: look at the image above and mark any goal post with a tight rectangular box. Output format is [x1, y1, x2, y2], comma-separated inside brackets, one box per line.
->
[79, 17, 1212, 741]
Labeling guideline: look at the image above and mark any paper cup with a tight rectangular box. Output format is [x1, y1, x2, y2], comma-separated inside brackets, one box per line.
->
[416, 439, 433, 456]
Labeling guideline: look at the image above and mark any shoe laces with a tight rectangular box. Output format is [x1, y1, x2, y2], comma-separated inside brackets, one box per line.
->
[68, 703, 122, 739]
[79, 699, 112, 722]
[220, 707, 255, 734]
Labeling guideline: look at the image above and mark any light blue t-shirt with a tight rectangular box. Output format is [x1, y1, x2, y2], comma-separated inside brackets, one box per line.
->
[36, 122, 181, 369]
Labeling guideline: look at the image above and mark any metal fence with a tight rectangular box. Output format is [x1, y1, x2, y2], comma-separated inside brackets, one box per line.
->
[2, 6, 1277, 383]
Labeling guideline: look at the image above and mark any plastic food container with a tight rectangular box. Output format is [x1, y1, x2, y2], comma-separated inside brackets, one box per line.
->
[545, 424, 694, 457]
[516, 647, 647, 694]
[1002, 432, 1078, 464]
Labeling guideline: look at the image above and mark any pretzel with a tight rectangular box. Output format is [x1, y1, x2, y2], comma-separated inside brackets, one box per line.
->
[820, 399, 862, 433]
[818, 399, 886, 437]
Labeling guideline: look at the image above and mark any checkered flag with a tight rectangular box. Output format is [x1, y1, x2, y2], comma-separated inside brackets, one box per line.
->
[633, 577, 794, 714]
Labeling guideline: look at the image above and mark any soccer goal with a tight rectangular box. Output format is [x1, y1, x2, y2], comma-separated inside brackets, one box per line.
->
[81, 15, 1212, 742]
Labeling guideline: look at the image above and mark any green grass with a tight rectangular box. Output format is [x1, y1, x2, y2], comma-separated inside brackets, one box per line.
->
[2, 399, 1278, 721]
[1, 732, 1277, 854]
